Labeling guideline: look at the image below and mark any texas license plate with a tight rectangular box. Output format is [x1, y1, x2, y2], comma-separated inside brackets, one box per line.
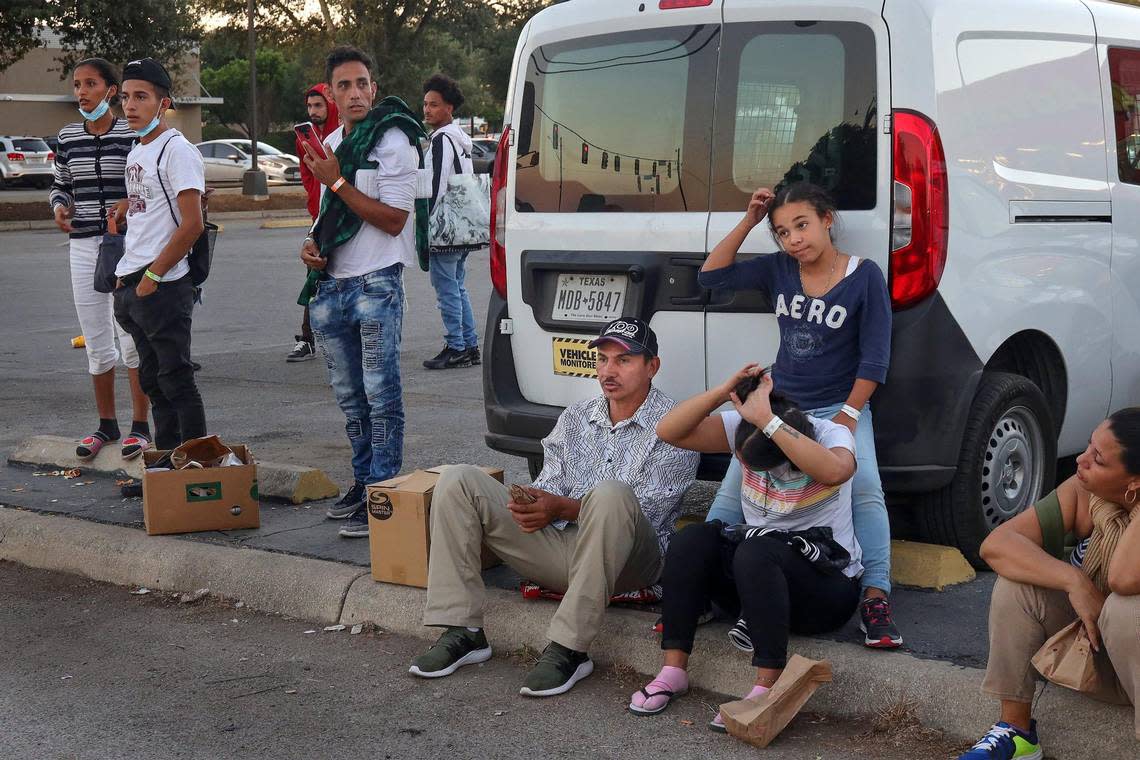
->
[551, 273, 627, 322]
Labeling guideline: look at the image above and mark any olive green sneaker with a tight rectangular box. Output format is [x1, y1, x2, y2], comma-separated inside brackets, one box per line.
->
[519, 642, 594, 697]
[408, 627, 492, 679]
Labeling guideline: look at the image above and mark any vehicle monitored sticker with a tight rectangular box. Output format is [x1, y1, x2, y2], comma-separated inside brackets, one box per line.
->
[552, 337, 597, 378]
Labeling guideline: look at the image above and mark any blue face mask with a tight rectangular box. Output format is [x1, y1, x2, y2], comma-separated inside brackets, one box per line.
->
[134, 101, 164, 138]
[78, 94, 110, 122]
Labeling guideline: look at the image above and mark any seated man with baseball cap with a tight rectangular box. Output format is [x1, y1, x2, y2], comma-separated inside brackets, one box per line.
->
[411, 318, 699, 697]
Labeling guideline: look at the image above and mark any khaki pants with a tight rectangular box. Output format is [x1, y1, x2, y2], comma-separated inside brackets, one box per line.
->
[982, 577, 1139, 738]
[423, 465, 664, 652]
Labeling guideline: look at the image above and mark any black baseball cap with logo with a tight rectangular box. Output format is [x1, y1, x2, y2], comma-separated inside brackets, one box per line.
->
[588, 317, 659, 358]
[122, 57, 175, 103]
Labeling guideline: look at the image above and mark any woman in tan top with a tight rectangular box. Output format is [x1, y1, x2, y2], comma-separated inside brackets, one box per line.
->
[958, 408, 1140, 760]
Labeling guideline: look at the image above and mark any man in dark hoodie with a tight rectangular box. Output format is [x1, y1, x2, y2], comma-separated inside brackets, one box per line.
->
[287, 83, 340, 362]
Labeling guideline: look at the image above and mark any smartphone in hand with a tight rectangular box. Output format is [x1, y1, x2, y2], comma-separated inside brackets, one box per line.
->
[293, 122, 327, 160]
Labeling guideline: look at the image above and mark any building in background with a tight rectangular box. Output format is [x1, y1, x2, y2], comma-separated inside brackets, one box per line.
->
[0, 33, 220, 143]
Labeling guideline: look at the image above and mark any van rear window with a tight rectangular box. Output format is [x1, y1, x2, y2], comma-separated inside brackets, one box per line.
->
[711, 21, 877, 211]
[514, 26, 718, 213]
[1110, 47, 1140, 186]
[13, 138, 50, 153]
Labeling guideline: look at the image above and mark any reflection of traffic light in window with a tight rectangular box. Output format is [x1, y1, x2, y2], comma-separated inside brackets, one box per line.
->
[601, 151, 609, 169]
[634, 158, 640, 175]
[614, 155, 621, 172]
[552, 124, 559, 149]
[581, 143, 588, 164]
[666, 161, 672, 178]
[652, 161, 658, 176]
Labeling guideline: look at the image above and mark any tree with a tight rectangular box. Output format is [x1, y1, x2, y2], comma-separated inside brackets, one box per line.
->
[200, 49, 306, 139]
[0, 0, 200, 76]
[194, 0, 555, 127]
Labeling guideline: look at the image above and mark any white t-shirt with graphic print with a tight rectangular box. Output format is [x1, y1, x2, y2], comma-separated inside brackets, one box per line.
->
[721, 410, 863, 578]
[117, 129, 205, 281]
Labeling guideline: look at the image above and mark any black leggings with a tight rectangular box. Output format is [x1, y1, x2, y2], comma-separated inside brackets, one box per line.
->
[660, 522, 860, 669]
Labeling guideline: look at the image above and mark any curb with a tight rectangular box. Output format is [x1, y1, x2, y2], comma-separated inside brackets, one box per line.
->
[0, 507, 366, 622]
[0, 506, 1128, 759]
[9, 435, 338, 505]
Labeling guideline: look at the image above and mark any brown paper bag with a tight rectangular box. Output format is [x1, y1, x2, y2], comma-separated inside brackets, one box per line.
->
[1031, 620, 1104, 694]
[720, 655, 833, 748]
[170, 435, 234, 470]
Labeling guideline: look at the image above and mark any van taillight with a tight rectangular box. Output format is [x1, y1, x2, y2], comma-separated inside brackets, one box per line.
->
[6, 152, 24, 162]
[489, 126, 511, 299]
[890, 110, 948, 310]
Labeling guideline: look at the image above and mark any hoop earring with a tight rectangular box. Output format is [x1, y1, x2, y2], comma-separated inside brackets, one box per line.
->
[1127, 488, 1138, 505]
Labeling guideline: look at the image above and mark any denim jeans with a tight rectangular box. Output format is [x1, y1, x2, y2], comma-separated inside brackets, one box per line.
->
[428, 250, 478, 351]
[705, 403, 892, 595]
[308, 264, 405, 485]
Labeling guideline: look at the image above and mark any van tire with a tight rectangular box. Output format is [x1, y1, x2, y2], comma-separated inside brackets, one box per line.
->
[916, 371, 1056, 568]
[527, 455, 544, 481]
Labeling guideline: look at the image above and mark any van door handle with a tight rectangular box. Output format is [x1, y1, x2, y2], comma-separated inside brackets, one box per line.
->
[668, 256, 709, 307]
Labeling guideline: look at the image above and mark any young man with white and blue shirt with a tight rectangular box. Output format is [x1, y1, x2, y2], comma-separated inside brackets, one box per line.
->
[111, 58, 207, 451]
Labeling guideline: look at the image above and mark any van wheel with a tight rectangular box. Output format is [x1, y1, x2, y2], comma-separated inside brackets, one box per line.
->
[527, 455, 544, 481]
[916, 372, 1056, 568]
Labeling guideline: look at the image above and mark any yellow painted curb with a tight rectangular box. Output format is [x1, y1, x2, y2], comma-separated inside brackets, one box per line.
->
[260, 218, 312, 229]
[891, 539, 976, 591]
[675, 514, 704, 532]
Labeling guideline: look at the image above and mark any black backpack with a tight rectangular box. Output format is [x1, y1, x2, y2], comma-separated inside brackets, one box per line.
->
[155, 135, 216, 287]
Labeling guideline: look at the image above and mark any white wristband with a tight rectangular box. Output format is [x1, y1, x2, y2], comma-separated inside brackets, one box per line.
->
[762, 415, 784, 439]
[841, 404, 862, 421]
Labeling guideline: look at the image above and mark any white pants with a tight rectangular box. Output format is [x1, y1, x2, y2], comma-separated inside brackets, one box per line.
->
[69, 236, 138, 374]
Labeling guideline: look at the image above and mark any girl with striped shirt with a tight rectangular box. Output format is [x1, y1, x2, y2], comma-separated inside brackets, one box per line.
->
[50, 58, 150, 461]
[629, 368, 862, 730]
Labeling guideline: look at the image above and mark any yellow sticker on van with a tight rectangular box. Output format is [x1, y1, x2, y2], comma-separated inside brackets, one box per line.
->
[552, 338, 597, 378]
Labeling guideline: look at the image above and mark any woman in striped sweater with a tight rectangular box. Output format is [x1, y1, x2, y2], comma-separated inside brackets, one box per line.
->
[50, 58, 150, 461]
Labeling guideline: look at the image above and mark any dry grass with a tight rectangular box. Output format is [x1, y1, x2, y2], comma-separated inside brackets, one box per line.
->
[508, 643, 541, 668]
[860, 695, 947, 746]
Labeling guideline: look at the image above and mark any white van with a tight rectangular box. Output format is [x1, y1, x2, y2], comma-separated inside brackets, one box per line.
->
[481, 0, 1140, 565]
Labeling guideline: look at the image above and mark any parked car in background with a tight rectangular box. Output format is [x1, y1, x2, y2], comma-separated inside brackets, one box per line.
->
[471, 138, 498, 174]
[1, 136, 54, 188]
[195, 140, 301, 185]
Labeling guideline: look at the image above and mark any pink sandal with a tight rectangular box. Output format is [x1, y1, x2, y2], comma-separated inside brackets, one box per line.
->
[121, 432, 151, 461]
[76, 432, 113, 461]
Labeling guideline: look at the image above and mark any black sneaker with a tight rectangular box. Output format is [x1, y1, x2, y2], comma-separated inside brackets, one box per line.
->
[519, 642, 593, 697]
[465, 346, 481, 366]
[327, 482, 366, 519]
[859, 596, 903, 649]
[287, 335, 316, 362]
[338, 504, 369, 538]
[409, 627, 492, 678]
[423, 345, 472, 370]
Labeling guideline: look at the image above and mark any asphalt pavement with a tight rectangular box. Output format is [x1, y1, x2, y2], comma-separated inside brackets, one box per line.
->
[0, 561, 965, 760]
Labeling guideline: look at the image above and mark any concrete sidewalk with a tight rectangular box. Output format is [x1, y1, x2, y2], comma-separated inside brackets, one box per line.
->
[0, 464, 1130, 759]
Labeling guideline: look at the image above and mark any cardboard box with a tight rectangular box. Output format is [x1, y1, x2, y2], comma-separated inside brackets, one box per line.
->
[141, 444, 260, 535]
[367, 465, 503, 587]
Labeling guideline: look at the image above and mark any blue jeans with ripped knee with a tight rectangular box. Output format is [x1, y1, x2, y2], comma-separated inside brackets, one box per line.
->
[705, 403, 892, 595]
[308, 263, 405, 485]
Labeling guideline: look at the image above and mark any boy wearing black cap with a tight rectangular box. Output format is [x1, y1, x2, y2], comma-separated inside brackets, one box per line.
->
[411, 318, 699, 698]
[110, 58, 207, 450]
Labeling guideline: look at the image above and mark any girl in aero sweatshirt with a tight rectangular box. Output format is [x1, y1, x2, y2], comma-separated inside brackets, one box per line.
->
[697, 181, 901, 650]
